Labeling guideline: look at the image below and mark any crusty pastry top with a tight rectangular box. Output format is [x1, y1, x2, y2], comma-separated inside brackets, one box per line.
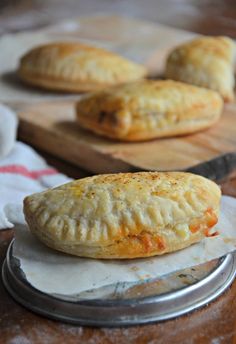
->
[18, 42, 147, 91]
[24, 172, 220, 251]
[76, 79, 223, 141]
[165, 36, 236, 102]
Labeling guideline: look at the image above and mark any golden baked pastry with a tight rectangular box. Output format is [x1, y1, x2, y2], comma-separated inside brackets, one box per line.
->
[18, 42, 147, 92]
[165, 36, 236, 102]
[76, 80, 223, 141]
[24, 172, 221, 259]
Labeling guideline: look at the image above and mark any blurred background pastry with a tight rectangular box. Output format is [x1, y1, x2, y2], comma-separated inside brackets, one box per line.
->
[18, 42, 147, 92]
[165, 36, 236, 102]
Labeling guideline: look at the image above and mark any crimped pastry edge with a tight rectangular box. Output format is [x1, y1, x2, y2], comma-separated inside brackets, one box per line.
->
[27, 226, 205, 259]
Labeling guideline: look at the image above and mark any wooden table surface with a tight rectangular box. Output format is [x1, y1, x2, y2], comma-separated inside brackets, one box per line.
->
[1, 1, 236, 343]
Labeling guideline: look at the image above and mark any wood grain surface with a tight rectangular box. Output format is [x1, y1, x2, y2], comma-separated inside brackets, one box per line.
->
[12, 15, 236, 178]
[1, 1, 236, 343]
[18, 100, 236, 176]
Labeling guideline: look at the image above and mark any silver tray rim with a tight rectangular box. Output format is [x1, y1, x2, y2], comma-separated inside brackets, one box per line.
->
[2, 240, 236, 326]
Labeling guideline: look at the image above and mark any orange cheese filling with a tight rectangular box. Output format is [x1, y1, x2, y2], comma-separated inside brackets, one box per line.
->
[189, 208, 218, 237]
[140, 233, 166, 253]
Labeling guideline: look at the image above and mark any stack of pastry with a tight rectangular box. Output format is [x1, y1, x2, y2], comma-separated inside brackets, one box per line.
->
[18, 36, 233, 258]
[18, 36, 235, 142]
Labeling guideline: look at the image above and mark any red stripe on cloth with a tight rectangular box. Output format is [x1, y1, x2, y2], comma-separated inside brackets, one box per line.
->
[0, 165, 58, 180]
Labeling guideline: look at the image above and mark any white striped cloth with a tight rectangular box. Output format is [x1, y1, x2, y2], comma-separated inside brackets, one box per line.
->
[0, 141, 71, 229]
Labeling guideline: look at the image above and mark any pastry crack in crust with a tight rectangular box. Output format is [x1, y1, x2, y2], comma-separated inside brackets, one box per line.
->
[76, 80, 223, 141]
[24, 172, 221, 259]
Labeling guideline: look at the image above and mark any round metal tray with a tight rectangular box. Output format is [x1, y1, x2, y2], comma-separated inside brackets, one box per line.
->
[2, 241, 236, 327]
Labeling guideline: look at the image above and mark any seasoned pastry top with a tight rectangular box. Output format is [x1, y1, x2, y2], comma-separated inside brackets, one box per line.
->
[18, 42, 147, 84]
[24, 172, 221, 246]
[76, 80, 223, 139]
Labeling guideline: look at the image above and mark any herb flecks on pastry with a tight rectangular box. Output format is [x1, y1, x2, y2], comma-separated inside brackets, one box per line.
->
[18, 42, 147, 92]
[24, 172, 221, 259]
[165, 36, 236, 102]
[76, 80, 223, 141]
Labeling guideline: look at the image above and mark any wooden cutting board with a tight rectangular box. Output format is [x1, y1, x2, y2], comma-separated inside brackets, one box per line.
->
[18, 100, 236, 179]
[15, 15, 236, 179]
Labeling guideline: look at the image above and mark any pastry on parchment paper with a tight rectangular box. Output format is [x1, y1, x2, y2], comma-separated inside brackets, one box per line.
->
[18, 42, 147, 92]
[24, 171, 221, 259]
[165, 36, 236, 102]
[76, 79, 223, 141]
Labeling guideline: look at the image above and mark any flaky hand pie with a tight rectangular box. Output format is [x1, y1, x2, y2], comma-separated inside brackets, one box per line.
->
[18, 42, 147, 92]
[165, 36, 236, 102]
[24, 172, 221, 259]
[76, 80, 223, 141]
